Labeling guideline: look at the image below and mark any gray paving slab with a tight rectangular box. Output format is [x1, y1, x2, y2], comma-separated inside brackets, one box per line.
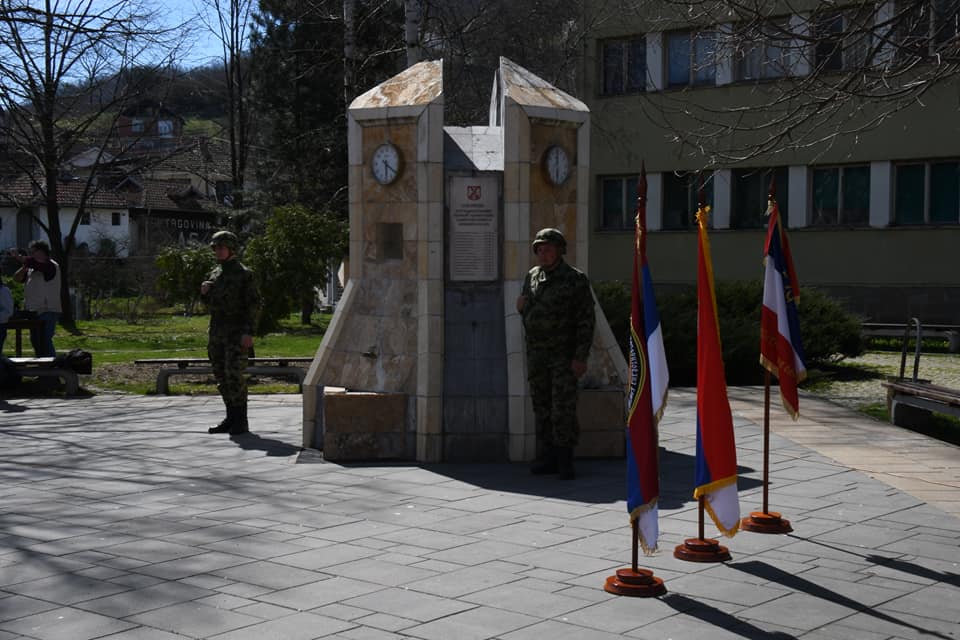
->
[0, 594, 59, 622]
[3, 573, 130, 605]
[0, 606, 136, 640]
[1, 392, 958, 639]
[207, 611, 356, 639]
[125, 601, 264, 637]
[343, 587, 475, 621]
[257, 576, 382, 610]
[76, 580, 215, 617]
[400, 605, 539, 640]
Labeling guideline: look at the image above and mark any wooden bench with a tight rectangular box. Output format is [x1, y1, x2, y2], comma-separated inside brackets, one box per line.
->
[878, 317, 960, 427]
[134, 357, 313, 395]
[881, 378, 960, 425]
[8, 357, 80, 395]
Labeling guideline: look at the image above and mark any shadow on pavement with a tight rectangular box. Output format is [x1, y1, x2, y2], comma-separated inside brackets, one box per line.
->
[0, 399, 28, 413]
[864, 554, 960, 588]
[730, 560, 953, 640]
[662, 593, 797, 639]
[386, 447, 760, 506]
[229, 432, 300, 457]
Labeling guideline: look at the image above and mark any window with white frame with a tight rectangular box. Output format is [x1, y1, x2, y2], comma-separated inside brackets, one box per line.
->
[599, 175, 639, 231]
[111, 212, 122, 226]
[894, 160, 960, 225]
[732, 167, 790, 229]
[898, 0, 960, 59]
[811, 165, 870, 226]
[662, 170, 713, 230]
[813, 8, 872, 71]
[666, 30, 717, 88]
[734, 19, 792, 81]
[157, 119, 174, 137]
[600, 36, 646, 96]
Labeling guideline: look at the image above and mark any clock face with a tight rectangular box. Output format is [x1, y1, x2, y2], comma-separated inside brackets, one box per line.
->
[544, 145, 570, 186]
[371, 143, 401, 185]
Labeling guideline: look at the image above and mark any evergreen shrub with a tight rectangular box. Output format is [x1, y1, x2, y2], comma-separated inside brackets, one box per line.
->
[594, 279, 865, 387]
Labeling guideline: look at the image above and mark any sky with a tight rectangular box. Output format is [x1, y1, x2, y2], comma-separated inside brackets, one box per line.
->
[161, 0, 241, 69]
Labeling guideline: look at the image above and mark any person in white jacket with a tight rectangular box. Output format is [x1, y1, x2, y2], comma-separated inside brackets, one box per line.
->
[11, 240, 61, 357]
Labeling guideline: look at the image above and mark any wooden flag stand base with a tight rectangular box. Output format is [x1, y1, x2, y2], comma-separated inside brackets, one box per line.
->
[603, 520, 666, 597]
[742, 373, 793, 535]
[741, 510, 792, 534]
[673, 536, 731, 562]
[604, 568, 666, 597]
[673, 497, 731, 563]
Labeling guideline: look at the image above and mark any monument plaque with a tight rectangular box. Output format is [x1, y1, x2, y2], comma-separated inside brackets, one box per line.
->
[449, 175, 499, 281]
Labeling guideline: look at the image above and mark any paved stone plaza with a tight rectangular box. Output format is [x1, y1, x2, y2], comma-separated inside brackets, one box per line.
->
[1, 390, 958, 639]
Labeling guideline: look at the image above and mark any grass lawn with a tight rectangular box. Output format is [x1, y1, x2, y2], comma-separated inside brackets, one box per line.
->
[48, 312, 330, 395]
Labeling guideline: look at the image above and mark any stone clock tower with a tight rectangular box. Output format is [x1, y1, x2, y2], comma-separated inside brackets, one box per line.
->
[302, 58, 627, 463]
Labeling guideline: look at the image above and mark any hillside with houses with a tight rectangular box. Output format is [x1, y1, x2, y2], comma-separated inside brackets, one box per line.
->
[0, 101, 234, 257]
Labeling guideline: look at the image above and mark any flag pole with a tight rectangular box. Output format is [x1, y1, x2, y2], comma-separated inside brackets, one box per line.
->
[698, 496, 705, 540]
[763, 370, 771, 514]
[742, 175, 793, 535]
[675, 486, 731, 563]
[674, 171, 731, 563]
[604, 162, 666, 597]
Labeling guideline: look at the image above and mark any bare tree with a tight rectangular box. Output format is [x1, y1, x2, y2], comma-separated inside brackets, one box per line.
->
[344, 0, 358, 104]
[421, 0, 595, 124]
[602, 0, 960, 163]
[0, 0, 185, 327]
[199, 0, 254, 208]
[404, 0, 422, 66]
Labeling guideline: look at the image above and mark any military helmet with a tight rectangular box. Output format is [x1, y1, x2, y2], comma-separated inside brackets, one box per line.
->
[210, 230, 239, 251]
[532, 227, 567, 254]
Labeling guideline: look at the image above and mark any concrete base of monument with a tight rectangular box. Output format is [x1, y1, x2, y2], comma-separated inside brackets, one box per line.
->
[575, 388, 626, 458]
[317, 386, 625, 463]
[322, 390, 412, 461]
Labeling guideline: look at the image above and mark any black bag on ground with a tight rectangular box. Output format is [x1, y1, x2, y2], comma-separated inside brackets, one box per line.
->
[53, 349, 93, 374]
[0, 356, 21, 389]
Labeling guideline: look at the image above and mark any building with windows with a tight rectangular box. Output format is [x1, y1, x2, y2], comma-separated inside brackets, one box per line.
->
[582, 1, 960, 323]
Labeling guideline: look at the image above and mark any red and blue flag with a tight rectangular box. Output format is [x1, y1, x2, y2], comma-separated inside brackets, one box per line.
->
[694, 205, 739, 537]
[760, 199, 807, 418]
[626, 167, 668, 554]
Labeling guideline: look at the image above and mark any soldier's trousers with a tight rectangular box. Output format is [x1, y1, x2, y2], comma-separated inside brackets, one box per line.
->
[208, 332, 249, 407]
[527, 350, 580, 448]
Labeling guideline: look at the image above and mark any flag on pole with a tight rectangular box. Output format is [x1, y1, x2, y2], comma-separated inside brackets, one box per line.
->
[760, 198, 807, 419]
[626, 167, 668, 554]
[693, 205, 739, 537]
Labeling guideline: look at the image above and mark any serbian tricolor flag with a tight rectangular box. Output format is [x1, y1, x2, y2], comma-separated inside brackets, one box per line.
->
[626, 167, 668, 554]
[693, 206, 739, 537]
[760, 198, 807, 418]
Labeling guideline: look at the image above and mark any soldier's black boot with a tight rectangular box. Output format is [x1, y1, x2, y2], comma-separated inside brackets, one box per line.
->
[229, 404, 249, 435]
[530, 444, 558, 475]
[208, 406, 235, 434]
[557, 446, 576, 480]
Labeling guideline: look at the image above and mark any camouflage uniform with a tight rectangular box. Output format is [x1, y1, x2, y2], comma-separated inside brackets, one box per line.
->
[202, 232, 260, 433]
[520, 253, 595, 449]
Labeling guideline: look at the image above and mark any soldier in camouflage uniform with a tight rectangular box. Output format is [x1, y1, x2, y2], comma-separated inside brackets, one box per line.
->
[201, 231, 260, 435]
[516, 228, 595, 480]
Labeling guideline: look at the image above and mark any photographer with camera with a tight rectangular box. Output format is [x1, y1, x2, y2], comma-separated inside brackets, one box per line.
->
[9, 240, 61, 357]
